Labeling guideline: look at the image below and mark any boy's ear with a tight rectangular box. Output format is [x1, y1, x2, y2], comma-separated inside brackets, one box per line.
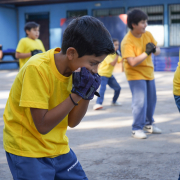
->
[132, 23, 136, 29]
[25, 29, 30, 35]
[66, 47, 78, 60]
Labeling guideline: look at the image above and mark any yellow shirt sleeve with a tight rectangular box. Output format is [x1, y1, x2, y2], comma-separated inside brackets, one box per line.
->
[104, 55, 113, 64]
[121, 42, 136, 59]
[16, 39, 26, 53]
[173, 64, 180, 96]
[118, 56, 122, 63]
[20, 65, 50, 109]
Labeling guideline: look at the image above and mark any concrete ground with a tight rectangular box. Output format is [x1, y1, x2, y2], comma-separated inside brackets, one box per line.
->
[0, 70, 179, 180]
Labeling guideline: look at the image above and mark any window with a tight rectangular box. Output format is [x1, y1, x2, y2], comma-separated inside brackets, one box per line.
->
[93, 8, 125, 17]
[169, 4, 180, 46]
[67, 10, 87, 18]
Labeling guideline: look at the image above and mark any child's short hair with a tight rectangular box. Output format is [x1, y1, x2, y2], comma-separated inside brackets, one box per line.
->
[127, 9, 148, 30]
[112, 38, 119, 43]
[62, 16, 115, 57]
[24, 21, 39, 33]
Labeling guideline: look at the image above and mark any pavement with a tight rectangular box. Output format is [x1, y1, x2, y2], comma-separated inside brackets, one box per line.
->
[0, 70, 179, 180]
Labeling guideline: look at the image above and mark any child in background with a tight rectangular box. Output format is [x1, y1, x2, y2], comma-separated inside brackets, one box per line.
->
[173, 51, 180, 180]
[16, 21, 45, 69]
[3, 16, 115, 180]
[173, 51, 180, 111]
[93, 38, 122, 110]
[121, 9, 161, 139]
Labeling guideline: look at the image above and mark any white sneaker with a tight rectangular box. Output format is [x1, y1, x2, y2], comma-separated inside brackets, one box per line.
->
[111, 102, 122, 106]
[93, 104, 103, 110]
[143, 124, 162, 134]
[132, 130, 147, 139]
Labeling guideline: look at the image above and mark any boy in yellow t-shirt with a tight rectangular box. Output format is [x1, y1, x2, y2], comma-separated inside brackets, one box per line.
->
[93, 39, 122, 110]
[173, 52, 180, 112]
[3, 16, 115, 179]
[16, 21, 45, 69]
[121, 9, 162, 139]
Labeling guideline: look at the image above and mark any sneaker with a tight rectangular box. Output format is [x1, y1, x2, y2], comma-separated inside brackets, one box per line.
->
[111, 102, 122, 106]
[132, 130, 147, 139]
[93, 104, 103, 110]
[143, 124, 162, 134]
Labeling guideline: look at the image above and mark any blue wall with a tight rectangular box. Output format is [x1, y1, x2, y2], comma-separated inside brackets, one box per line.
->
[17, 0, 180, 49]
[0, 5, 18, 69]
[1, 0, 180, 70]
[0, 5, 18, 50]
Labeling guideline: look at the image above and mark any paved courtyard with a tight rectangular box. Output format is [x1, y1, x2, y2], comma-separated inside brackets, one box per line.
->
[0, 70, 179, 180]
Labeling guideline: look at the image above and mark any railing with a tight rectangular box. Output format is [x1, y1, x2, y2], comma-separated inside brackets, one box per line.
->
[152, 47, 179, 72]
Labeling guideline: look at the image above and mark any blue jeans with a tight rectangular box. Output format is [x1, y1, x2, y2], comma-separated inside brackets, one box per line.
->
[6, 149, 88, 180]
[96, 75, 121, 105]
[174, 95, 180, 112]
[128, 80, 156, 130]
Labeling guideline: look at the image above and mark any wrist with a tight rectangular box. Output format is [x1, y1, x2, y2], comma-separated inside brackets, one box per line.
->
[144, 51, 149, 56]
[71, 93, 82, 102]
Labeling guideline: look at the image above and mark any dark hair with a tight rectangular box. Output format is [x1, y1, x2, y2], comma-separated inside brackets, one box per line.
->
[127, 9, 148, 30]
[112, 38, 119, 43]
[24, 21, 39, 34]
[61, 16, 115, 57]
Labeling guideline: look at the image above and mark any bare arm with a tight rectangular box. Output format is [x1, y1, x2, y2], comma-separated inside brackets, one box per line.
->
[30, 93, 82, 135]
[15, 52, 31, 59]
[0, 50, 2, 59]
[127, 52, 148, 67]
[68, 99, 89, 127]
[110, 55, 119, 66]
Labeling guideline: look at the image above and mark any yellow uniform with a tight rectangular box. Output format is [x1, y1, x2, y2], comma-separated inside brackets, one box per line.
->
[98, 54, 122, 77]
[16, 37, 45, 69]
[3, 48, 71, 158]
[173, 62, 180, 96]
[121, 31, 157, 81]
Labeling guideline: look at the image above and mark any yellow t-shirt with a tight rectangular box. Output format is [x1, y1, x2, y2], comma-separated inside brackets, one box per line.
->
[121, 31, 157, 81]
[98, 54, 122, 77]
[173, 62, 180, 96]
[3, 48, 72, 158]
[16, 37, 45, 69]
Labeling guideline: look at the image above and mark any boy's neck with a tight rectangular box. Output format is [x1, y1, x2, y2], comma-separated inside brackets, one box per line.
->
[131, 30, 142, 38]
[27, 36, 36, 40]
[54, 52, 72, 77]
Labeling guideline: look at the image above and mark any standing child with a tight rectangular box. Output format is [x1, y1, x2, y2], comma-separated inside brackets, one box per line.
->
[173, 52, 180, 180]
[16, 21, 45, 69]
[3, 16, 115, 180]
[173, 51, 180, 111]
[93, 39, 122, 110]
[121, 9, 162, 139]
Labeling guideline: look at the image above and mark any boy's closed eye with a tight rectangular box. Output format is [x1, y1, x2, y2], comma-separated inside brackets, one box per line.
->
[90, 61, 100, 66]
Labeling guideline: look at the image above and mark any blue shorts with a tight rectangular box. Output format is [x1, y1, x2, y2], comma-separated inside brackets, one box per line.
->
[6, 149, 88, 180]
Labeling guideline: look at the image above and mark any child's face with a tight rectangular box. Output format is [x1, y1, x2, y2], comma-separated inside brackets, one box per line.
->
[132, 19, 147, 34]
[113, 41, 119, 51]
[70, 54, 107, 74]
[26, 27, 40, 40]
